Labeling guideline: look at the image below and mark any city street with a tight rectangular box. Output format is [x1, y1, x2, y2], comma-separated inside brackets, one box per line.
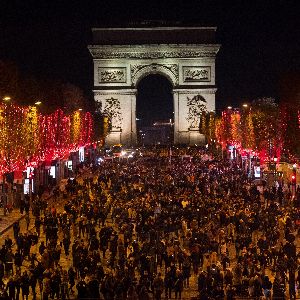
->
[0, 210, 26, 238]
[1, 194, 203, 299]
[0, 152, 299, 300]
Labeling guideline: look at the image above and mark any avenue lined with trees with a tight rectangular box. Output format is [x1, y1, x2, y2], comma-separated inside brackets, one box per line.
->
[1, 59, 300, 180]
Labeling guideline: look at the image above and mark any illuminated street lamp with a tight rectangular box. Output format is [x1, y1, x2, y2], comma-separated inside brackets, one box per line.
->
[35, 101, 42, 105]
[227, 106, 232, 109]
[78, 108, 83, 111]
[292, 163, 297, 196]
[273, 156, 278, 180]
[242, 103, 248, 108]
[3, 96, 11, 101]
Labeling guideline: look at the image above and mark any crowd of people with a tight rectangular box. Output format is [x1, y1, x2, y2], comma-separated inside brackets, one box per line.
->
[0, 148, 299, 300]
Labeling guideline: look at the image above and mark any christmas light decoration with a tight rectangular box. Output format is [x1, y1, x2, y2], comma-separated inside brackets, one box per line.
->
[213, 98, 285, 164]
[0, 102, 94, 177]
[242, 109, 255, 150]
[230, 111, 241, 149]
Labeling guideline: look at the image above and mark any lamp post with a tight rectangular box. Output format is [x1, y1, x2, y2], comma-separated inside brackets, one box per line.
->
[292, 163, 297, 196]
[2, 97, 12, 215]
[34, 101, 42, 192]
[273, 156, 278, 184]
[28, 166, 33, 206]
[2, 174, 6, 216]
[248, 151, 252, 179]
[27, 102, 41, 206]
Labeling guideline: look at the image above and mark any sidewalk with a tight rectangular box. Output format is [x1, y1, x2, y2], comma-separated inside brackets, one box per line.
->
[0, 194, 56, 237]
[0, 208, 26, 236]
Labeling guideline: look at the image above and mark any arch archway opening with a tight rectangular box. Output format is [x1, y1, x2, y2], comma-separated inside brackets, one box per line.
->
[136, 74, 174, 146]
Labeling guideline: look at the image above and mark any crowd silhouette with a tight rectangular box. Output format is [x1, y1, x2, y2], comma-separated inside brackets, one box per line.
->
[0, 148, 299, 299]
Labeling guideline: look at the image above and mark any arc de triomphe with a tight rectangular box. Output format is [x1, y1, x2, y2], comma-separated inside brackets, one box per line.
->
[88, 26, 220, 145]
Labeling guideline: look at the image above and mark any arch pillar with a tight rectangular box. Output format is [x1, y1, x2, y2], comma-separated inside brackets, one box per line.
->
[94, 89, 137, 146]
[173, 90, 180, 144]
[173, 89, 216, 145]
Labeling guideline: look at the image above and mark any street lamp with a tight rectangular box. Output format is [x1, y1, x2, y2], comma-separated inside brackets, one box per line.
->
[242, 103, 248, 108]
[2, 96, 12, 214]
[292, 163, 297, 196]
[1, 173, 6, 215]
[273, 156, 278, 182]
[34, 101, 42, 105]
[227, 106, 232, 110]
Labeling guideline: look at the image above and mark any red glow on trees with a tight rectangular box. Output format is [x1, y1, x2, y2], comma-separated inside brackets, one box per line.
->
[0, 103, 94, 176]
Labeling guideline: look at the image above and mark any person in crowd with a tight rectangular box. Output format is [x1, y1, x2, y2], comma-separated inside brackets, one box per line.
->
[0, 146, 299, 299]
[153, 272, 164, 300]
[20, 270, 30, 300]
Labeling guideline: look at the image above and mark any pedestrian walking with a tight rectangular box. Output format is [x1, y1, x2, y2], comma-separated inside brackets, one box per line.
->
[153, 273, 164, 300]
[25, 214, 30, 231]
[20, 271, 30, 300]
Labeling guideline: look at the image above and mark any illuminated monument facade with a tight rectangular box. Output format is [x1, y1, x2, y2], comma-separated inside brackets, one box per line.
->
[89, 26, 220, 145]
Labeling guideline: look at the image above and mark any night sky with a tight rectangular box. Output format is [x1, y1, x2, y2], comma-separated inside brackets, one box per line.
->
[0, 0, 299, 118]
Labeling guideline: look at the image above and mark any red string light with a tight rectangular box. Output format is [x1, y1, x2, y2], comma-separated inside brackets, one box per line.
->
[0, 103, 94, 176]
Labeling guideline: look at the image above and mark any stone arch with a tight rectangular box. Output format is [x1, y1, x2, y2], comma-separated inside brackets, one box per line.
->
[89, 27, 220, 146]
[131, 63, 179, 87]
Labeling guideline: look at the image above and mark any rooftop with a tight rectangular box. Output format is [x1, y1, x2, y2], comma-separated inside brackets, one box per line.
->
[91, 26, 217, 45]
